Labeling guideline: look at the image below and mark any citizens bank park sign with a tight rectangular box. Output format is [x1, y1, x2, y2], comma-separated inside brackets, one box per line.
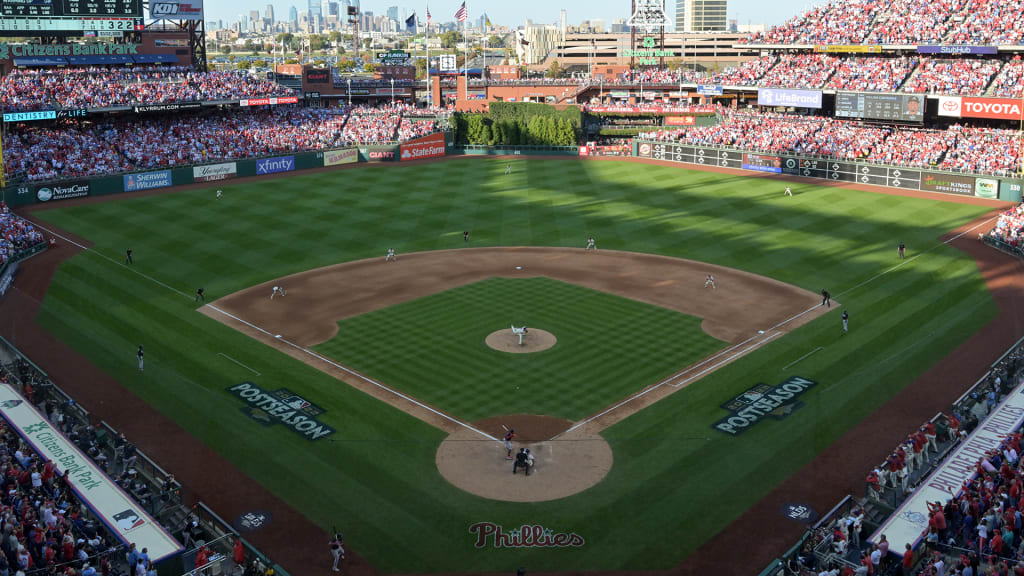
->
[0, 43, 139, 60]
[713, 376, 817, 435]
[227, 382, 334, 441]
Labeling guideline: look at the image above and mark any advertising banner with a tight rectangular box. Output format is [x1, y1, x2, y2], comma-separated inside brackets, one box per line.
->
[937, 96, 962, 117]
[256, 156, 295, 175]
[304, 69, 330, 84]
[742, 153, 783, 173]
[193, 162, 237, 182]
[3, 110, 56, 123]
[959, 97, 1024, 121]
[975, 178, 998, 199]
[871, 382, 1024, 555]
[358, 146, 398, 162]
[609, 90, 630, 98]
[665, 116, 696, 126]
[696, 85, 723, 96]
[35, 181, 90, 202]
[0, 384, 183, 561]
[917, 45, 997, 55]
[399, 133, 446, 162]
[757, 88, 822, 109]
[636, 142, 653, 158]
[1000, 180, 1024, 202]
[323, 148, 358, 167]
[149, 0, 203, 20]
[132, 102, 201, 114]
[124, 170, 171, 192]
[921, 172, 975, 195]
[578, 146, 590, 157]
[813, 45, 883, 53]
[239, 96, 299, 107]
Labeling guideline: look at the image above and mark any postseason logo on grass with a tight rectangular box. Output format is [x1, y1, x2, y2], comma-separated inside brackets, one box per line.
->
[227, 382, 334, 441]
[712, 376, 817, 436]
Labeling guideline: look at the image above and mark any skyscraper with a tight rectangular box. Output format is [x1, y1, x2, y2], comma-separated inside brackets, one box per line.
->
[239, 13, 248, 31]
[677, 0, 727, 31]
[265, 4, 274, 23]
[308, 0, 321, 18]
[321, 0, 331, 21]
[386, 6, 398, 23]
[289, 5, 298, 22]
[559, 9, 566, 32]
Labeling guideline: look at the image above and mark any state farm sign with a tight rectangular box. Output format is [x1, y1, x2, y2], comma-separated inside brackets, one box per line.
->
[939, 96, 1023, 120]
[399, 133, 446, 162]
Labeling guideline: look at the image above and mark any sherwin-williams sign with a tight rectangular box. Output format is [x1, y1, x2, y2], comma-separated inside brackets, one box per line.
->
[124, 170, 172, 192]
[227, 382, 335, 441]
[0, 385, 183, 561]
[757, 88, 822, 109]
[256, 156, 295, 175]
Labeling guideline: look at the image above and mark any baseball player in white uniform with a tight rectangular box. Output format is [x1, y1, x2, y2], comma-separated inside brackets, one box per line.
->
[704, 274, 716, 289]
[271, 286, 286, 299]
[216, 190, 222, 199]
[785, 186, 792, 197]
[585, 236, 596, 250]
[385, 248, 397, 262]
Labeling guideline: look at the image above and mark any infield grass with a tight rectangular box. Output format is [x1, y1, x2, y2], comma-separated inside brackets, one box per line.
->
[28, 158, 998, 572]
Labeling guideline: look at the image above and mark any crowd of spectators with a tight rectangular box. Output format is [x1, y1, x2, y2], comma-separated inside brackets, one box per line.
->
[740, 0, 883, 45]
[3, 105, 442, 182]
[636, 111, 1022, 176]
[990, 59, 1024, 98]
[902, 58, 1003, 96]
[0, 209, 45, 268]
[758, 54, 840, 89]
[944, 0, 1024, 44]
[0, 67, 293, 112]
[864, 0, 965, 44]
[825, 56, 918, 92]
[988, 203, 1024, 248]
[710, 55, 779, 87]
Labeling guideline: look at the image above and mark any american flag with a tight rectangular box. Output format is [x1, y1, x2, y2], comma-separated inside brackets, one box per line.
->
[426, 6, 431, 22]
[454, 1, 467, 22]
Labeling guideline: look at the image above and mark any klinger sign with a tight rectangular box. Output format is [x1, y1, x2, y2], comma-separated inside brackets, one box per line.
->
[713, 376, 818, 435]
[937, 96, 1024, 121]
[149, 0, 204, 20]
[399, 133, 446, 162]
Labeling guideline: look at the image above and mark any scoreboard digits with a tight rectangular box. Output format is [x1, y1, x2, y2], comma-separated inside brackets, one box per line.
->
[1, 0, 142, 32]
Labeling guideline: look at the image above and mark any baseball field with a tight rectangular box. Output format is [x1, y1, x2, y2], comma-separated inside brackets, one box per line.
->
[11, 157, 1008, 573]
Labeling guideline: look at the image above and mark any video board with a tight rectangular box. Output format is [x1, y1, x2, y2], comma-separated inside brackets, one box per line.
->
[835, 92, 924, 123]
[1, 0, 142, 33]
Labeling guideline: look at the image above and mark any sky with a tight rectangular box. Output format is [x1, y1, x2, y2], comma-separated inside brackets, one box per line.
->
[204, 0, 816, 31]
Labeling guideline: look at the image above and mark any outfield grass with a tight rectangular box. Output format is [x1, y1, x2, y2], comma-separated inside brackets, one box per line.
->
[315, 277, 727, 421]
[29, 158, 996, 572]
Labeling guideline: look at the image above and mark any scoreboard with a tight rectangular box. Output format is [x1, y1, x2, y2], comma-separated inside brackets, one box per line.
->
[1, 0, 142, 32]
[835, 92, 924, 123]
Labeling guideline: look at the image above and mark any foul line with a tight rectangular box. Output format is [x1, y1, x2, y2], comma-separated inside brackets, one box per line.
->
[29, 221, 194, 300]
[205, 304, 498, 443]
[782, 347, 824, 372]
[217, 352, 261, 376]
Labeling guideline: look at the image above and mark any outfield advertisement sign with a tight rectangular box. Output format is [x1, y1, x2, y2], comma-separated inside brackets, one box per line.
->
[239, 96, 299, 107]
[712, 376, 817, 435]
[227, 382, 335, 441]
[937, 96, 1024, 120]
[399, 133, 446, 162]
[1001, 180, 1024, 202]
[696, 85, 723, 96]
[0, 384, 183, 561]
[35, 181, 90, 202]
[359, 146, 398, 162]
[917, 45, 997, 55]
[323, 148, 358, 167]
[193, 162, 237, 182]
[871, 382, 1024, 554]
[124, 170, 172, 192]
[921, 172, 975, 195]
[975, 178, 998, 199]
[664, 116, 696, 126]
[757, 88, 823, 109]
[742, 153, 783, 173]
[256, 156, 295, 175]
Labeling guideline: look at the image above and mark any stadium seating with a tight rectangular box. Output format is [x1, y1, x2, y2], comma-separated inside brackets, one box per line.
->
[990, 58, 1024, 98]
[901, 58, 1003, 96]
[757, 54, 840, 89]
[825, 56, 918, 92]
[740, 0, 883, 45]
[863, 0, 965, 44]
[0, 210, 45, 267]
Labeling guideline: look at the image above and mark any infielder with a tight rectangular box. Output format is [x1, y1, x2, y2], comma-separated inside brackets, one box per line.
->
[898, 241, 906, 259]
[842, 310, 849, 334]
[585, 236, 596, 250]
[785, 186, 793, 197]
[271, 286, 286, 300]
[329, 533, 344, 572]
[821, 289, 831, 308]
[704, 274, 716, 289]
[385, 248, 397, 262]
[137, 345, 144, 371]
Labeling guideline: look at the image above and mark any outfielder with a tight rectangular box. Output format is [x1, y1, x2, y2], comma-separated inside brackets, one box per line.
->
[842, 310, 849, 334]
[704, 274, 716, 289]
[271, 286, 286, 300]
[385, 248, 397, 262]
[785, 186, 793, 197]
[216, 190, 222, 199]
[505, 164, 512, 175]
[898, 241, 906, 259]
[585, 236, 596, 250]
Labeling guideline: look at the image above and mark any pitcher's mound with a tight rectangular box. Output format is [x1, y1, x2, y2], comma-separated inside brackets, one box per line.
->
[485, 328, 557, 353]
[436, 415, 612, 502]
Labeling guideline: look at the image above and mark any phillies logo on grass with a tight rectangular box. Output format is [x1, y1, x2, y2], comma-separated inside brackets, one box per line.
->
[712, 376, 817, 436]
[469, 522, 584, 549]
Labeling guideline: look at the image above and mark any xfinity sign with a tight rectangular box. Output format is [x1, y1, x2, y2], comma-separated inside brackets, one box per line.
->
[758, 88, 823, 109]
[256, 156, 295, 175]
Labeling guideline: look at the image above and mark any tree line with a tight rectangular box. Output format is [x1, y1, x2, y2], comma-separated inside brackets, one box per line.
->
[453, 102, 581, 146]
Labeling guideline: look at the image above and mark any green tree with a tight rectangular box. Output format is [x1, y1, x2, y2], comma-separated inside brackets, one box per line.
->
[328, 31, 343, 44]
[243, 39, 255, 53]
[276, 32, 295, 49]
[309, 34, 327, 52]
[236, 60, 252, 70]
[336, 45, 347, 56]
[546, 60, 562, 79]
[284, 58, 299, 64]
[337, 57, 356, 70]
[440, 30, 460, 48]
[220, 44, 232, 55]
[487, 35, 503, 47]
[363, 62, 376, 72]
[362, 38, 373, 50]
[253, 59, 267, 68]
[481, 123, 493, 145]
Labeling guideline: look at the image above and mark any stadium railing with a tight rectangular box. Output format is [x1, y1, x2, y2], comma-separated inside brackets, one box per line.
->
[983, 235, 1024, 260]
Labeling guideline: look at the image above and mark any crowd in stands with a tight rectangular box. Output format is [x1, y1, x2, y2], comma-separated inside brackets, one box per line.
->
[950, 0, 1024, 44]
[864, 0, 964, 44]
[0, 67, 293, 112]
[988, 203, 1024, 248]
[636, 111, 1022, 176]
[990, 59, 1024, 98]
[825, 56, 918, 92]
[711, 55, 779, 87]
[902, 58, 1003, 96]
[758, 54, 840, 89]
[0, 209, 45, 268]
[740, 0, 882, 44]
[3, 105, 442, 182]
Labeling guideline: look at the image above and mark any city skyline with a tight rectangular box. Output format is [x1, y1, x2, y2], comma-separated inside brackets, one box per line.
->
[205, 0, 816, 33]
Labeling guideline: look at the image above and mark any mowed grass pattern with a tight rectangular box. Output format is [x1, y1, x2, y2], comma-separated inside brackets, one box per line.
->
[315, 277, 726, 421]
[30, 158, 998, 572]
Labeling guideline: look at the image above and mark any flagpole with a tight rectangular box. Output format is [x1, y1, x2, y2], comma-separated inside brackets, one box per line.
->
[425, 1, 431, 108]
[463, 4, 468, 102]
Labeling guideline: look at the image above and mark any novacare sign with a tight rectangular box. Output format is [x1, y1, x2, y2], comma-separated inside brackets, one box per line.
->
[0, 385, 182, 561]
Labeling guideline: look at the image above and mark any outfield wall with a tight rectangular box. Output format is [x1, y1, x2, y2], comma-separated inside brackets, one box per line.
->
[633, 141, 1024, 201]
